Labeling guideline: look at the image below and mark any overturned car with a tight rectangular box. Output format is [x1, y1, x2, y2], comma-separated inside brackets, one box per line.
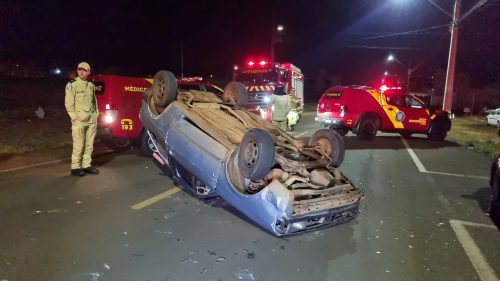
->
[139, 70, 364, 236]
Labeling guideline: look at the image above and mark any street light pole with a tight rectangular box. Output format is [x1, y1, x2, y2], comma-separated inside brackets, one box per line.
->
[442, 0, 461, 112]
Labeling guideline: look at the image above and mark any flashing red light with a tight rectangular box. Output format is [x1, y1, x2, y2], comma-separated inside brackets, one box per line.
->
[259, 60, 267, 66]
[379, 85, 389, 92]
[248, 61, 255, 66]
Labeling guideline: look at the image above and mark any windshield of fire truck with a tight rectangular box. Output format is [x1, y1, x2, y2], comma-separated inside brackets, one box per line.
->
[236, 69, 278, 84]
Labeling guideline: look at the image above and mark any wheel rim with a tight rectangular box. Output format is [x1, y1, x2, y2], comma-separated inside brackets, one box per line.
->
[317, 138, 332, 155]
[147, 136, 155, 151]
[243, 141, 259, 168]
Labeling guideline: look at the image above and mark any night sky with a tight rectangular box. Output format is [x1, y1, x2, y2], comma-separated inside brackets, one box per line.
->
[1, 0, 499, 85]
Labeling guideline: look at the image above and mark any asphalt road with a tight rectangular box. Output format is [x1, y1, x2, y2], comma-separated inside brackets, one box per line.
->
[1, 110, 499, 281]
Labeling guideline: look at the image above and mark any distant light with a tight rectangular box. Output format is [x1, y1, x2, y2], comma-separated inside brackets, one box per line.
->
[384, 71, 389, 76]
[234, 65, 239, 70]
[387, 54, 394, 61]
[259, 60, 267, 66]
[210, 74, 213, 78]
[16, 64, 19, 67]
[277, 25, 284, 32]
[53, 68, 61, 75]
[248, 61, 255, 66]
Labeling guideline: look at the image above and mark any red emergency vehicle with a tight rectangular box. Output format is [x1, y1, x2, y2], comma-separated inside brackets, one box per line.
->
[315, 85, 451, 140]
[94, 75, 222, 152]
[233, 60, 304, 128]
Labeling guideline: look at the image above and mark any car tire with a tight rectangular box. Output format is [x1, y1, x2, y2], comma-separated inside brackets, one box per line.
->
[427, 123, 447, 141]
[238, 128, 275, 181]
[152, 70, 178, 108]
[489, 170, 500, 219]
[357, 116, 379, 140]
[105, 138, 132, 152]
[308, 129, 345, 167]
[139, 130, 154, 156]
[399, 132, 412, 138]
[223, 82, 248, 107]
[333, 127, 349, 136]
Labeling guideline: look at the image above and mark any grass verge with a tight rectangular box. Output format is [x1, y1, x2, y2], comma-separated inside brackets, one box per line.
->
[448, 116, 500, 158]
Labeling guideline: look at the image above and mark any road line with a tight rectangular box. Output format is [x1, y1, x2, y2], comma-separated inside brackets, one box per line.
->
[424, 171, 489, 180]
[131, 187, 181, 210]
[0, 158, 68, 174]
[449, 219, 499, 281]
[401, 137, 427, 172]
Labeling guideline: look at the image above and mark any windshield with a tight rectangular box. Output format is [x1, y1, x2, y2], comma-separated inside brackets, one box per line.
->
[236, 69, 278, 84]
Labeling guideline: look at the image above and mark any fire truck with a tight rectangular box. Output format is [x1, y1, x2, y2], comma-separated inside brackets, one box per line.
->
[233, 60, 304, 129]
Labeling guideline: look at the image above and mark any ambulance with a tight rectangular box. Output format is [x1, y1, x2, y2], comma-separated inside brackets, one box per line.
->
[233, 60, 304, 130]
[94, 75, 222, 152]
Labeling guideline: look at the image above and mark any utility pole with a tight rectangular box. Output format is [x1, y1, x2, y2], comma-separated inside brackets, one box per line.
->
[442, 0, 461, 112]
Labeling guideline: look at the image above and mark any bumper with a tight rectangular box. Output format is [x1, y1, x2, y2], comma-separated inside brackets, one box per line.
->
[315, 117, 344, 128]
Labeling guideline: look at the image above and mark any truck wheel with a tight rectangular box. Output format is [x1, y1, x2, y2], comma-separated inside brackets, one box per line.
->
[105, 138, 131, 152]
[223, 82, 248, 107]
[427, 123, 447, 141]
[357, 117, 379, 140]
[238, 128, 275, 181]
[152, 70, 178, 108]
[308, 129, 345, 167]
[333, 127, 349, 136]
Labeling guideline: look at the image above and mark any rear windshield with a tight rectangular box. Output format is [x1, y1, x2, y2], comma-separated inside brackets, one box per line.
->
[94, 81, 105, 95]
[323, 91, 342, 99]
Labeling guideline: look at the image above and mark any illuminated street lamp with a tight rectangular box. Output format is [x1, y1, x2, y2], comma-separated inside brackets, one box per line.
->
[270, 24, 284, 64]
[387, 54, 412, 94]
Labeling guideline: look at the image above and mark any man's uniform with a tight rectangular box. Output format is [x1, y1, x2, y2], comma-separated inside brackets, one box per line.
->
[65, 77, 98, 170]
[271, 86, 292, 131]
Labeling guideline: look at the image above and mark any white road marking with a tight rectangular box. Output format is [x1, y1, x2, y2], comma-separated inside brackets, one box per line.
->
[293, 130, 311, 138]
[401, 138, 427, 172]
[449, 219, 499, 281]
[401, 137, 488, 180]
[0, 158, 68, 174]
[131, 187, 181, 210]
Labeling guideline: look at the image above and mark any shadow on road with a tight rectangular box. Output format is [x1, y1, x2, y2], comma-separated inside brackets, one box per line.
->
[461, 187, 500, 229]
[343, 135, 461, 151]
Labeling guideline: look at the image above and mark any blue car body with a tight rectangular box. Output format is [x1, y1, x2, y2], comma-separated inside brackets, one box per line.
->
[140, 90, 364, 236]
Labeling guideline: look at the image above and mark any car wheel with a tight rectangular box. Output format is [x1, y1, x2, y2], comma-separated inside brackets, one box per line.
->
[238, 128, 275, 181]
[489, 170, 500, 219]
[152, 70, 178, 108]
[333, 127, 349, 136]
[357, 117, 379, 140]
[105, 138, 131, 152]
[399, 132, 412, 138]
[223, 82, 248, 107]
[139, 130, 155, 156]
[427, 123, 447, 141]
[308, 129, 345, 167]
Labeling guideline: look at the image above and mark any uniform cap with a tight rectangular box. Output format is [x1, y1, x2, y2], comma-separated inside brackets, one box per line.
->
[77, 62, 91, 71]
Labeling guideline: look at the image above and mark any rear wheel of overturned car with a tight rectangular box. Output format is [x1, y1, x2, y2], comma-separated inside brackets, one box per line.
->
[238, 128, 275, 181]
[357, 116, 379, 140]
[152, 70, 178, 108]
[308, 129, 345, 167]
[223, 82, 248, 107]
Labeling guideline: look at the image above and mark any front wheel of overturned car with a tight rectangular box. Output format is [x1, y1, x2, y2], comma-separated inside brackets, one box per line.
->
[152, 70, 178, 108]
[357, 116, 379, 140]
[308, 129, 345, 167]
[223, 82, 248, 107]
[139, 130, 155, 156]
[238, 128, 275, 181]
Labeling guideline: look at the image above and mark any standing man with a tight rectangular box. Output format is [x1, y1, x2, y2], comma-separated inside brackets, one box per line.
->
[271, 82, 291, 131]
[65, 62, 99, 176]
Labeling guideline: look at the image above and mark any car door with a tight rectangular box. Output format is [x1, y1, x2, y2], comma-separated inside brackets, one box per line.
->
[400, 95, 431, 132]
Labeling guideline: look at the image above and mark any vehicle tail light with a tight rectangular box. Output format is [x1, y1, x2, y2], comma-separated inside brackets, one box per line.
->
[104, 109, 117, 123]
[340, 105, 348, 118]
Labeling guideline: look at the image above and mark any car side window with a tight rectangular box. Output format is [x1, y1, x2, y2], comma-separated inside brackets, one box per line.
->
[406, 96, 423, 108]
